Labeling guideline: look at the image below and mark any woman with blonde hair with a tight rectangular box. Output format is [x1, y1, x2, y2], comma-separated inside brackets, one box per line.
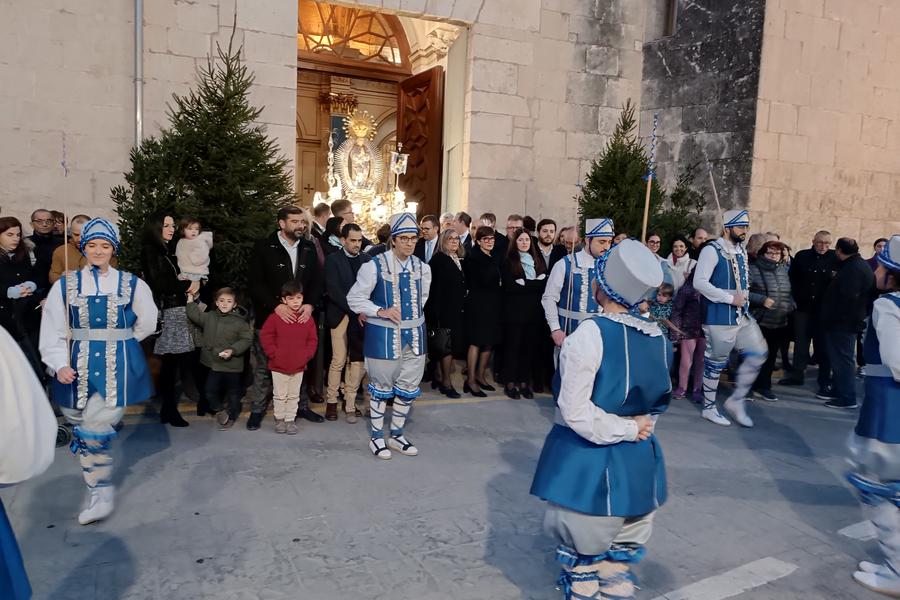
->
[425, 228, 467, 398]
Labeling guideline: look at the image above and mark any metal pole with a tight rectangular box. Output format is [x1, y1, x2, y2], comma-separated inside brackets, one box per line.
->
[134, 0, 144, 146]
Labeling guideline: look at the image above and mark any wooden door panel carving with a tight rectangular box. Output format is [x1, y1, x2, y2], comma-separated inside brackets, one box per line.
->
[397, 66, 444, 218]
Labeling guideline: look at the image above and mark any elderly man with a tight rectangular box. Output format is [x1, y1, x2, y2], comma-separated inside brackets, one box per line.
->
[531, 239, 671, 600]
[348, 213, 432, 459]
[693, 209, 768, 428]
[49, 214, 95, 284]
[27, 208, 63, 292]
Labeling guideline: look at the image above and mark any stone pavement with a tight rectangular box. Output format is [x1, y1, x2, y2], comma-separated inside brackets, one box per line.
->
[1, 376, 888, 600]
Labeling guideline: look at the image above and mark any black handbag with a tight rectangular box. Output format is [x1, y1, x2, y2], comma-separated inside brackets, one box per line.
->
[428, 327, 452, 358]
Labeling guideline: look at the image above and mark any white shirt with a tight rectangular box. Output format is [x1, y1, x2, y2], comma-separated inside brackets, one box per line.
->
[459, 231, 470, 247]
[872, 293, 900, 381]
[556, 318, 639, 444]
[347, 252, 432, 318]
[278, 231, 299, 274]
[39, 266, 158, 374]
[542, 248, 596, 332]
[693, 238, 741, 305]
[425, 237, 437, 263]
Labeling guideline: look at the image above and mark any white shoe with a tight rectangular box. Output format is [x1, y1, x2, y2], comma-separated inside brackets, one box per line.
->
[853, 569, 900, 597]
[859, 560, 893, 576]
[387, 434, 418, 456]
[369, 437, 392, 460]
[78, 487, 115, 525]
[724, 397, 754, 428]
[702, 407, 731, 427]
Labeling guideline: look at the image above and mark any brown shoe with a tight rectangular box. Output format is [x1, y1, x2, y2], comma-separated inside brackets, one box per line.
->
[344, 403, 358, 424]
[274, 418, 286, 434]
[285, 420, 299, 435]
[325, 403, 338, 421]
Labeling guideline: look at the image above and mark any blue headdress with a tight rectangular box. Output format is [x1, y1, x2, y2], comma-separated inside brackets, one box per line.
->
[79, 218, 121, 256]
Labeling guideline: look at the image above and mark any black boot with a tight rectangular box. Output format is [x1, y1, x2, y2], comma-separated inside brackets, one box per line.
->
[160, 397, 189, 427]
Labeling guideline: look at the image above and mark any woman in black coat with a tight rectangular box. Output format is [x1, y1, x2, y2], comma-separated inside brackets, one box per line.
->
[322, 216, 345, 257]
[425, 229, 467, 398]
[0, 217, 44, 379]
[463, 226, 502, 397]
[749, 240, 795, 400]
[500, 228, 547, 399]
[140, 212, 200, 427]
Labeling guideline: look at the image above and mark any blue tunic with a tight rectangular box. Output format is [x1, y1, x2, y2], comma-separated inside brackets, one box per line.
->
[0, 499, 30, 600]
[856, 294, 900, 444]
[51, 270, 154, 410]
[701, 240, 749, 326]
[531, 315, 673, 517]
[362, 253, 427, 360]
[557, 253, 599, 335]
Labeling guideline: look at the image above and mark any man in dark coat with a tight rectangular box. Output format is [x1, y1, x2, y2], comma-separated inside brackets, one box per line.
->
[414, 214, 440, 264]
[26, 208, 63, 294]
[782, 230, 838, 394]
[819, 238, 875, 409]
[324, 223, 370, 422]
[534, 218, 567, 391]
[247, 206, 324, 430]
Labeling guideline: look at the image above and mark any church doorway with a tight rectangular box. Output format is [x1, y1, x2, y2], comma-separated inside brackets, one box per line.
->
[296, 1, 464, 222]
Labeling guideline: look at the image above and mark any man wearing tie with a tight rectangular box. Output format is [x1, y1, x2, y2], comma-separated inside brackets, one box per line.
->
[414, 215, 440, 264]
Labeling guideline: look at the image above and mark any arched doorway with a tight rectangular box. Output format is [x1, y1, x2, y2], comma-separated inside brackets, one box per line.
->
[296, 1, 447, 221]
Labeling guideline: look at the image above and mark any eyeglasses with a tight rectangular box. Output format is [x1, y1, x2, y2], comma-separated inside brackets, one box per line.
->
[480, 236, 495, 242]
[32, 219, 54, 225]
[447, 236, 460, 241]
[648, 240, 661, 245]
[395, 235, 418, 244]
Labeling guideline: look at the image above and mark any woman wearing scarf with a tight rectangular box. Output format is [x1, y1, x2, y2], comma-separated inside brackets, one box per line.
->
[664, 235, 697, 292]
[501, 228, 548, 399]
[39, 218, 158, 525]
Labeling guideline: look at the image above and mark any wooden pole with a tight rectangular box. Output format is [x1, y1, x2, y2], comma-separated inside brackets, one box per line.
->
[641, 173, 653, 243]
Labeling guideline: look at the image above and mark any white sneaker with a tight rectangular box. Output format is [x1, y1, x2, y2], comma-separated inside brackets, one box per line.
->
[78, 487, 115, 525]
[369, 437, 392, 460]
[387, 435, 418, 456]
[702, 407, 731, 427]
[859, 560, 892, 576]
[724, 397, 754, 428]
[853, 569, 900, 597]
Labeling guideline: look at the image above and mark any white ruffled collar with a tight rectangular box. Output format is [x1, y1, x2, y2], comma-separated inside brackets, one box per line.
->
[599, 312, 664, 336]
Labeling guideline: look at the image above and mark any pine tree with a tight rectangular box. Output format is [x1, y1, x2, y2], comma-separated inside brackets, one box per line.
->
[577, 100, 702, 254]
[112, 31, 294, 290]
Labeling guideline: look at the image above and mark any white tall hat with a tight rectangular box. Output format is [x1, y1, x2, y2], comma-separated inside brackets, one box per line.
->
[723, 209, 750, 228]
[877, 234, 900, 271]
[584, 217, 614, 239]
[390, 212, 419, 237]
[594, 238, 664, 308]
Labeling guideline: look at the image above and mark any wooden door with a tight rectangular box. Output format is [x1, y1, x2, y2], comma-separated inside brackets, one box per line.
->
[296, 70, 328, 205]
[397, 66, 444, 218]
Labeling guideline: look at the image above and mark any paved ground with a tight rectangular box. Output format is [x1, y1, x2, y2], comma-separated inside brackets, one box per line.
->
[1, 373, 888, 600]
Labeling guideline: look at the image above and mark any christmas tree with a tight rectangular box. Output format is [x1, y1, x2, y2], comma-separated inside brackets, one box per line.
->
[578, 100, 701, 252]
[112, 30, 294, 289]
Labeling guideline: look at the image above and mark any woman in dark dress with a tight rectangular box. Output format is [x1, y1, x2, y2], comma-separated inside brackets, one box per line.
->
[425, 229, 467, 398]
[141, 212, 200, 427]
[463, 226, 502, 397]
[322, 215, 345, 256]
[0, 217, 45, 379]
[501, 228, 547, 399]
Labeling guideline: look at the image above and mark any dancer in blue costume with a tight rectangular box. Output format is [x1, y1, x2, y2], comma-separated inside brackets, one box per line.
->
[39, 218, 158, 525]
[1, 324, 57, 600]
[693, 209, 767, 428]
[846, 234, 900, 597]
[348, 213, 432, 460]
[542, 218, 614, 350]
[531, 239, 672, 599]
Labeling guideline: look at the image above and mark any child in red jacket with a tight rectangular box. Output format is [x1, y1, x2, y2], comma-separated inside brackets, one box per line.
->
[259, 282, 318, 435]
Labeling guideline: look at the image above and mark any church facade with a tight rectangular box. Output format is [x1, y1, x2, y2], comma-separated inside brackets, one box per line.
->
[2, 0, 898, 249]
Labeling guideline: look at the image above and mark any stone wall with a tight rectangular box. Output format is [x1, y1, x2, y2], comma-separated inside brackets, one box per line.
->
[749, 0, 900, 250]
[0, 0, 297, 223]
[641, 0, 766, 224]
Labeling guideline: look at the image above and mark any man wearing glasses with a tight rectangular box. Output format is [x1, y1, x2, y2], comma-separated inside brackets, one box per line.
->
[27, 208, 63, 292]
[348, 212, 432, 460]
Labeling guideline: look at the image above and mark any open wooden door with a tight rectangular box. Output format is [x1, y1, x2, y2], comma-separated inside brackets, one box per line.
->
[397, 66, 444, 219]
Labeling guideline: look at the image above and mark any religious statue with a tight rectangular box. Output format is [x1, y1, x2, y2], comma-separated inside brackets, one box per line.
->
[335, 110, 383, 200]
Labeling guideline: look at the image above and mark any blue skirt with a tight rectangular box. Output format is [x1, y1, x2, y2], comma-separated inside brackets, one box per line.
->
[0, 499, 30, 600]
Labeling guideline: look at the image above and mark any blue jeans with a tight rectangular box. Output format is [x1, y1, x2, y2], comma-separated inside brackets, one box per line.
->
[205, 371, 242, 418]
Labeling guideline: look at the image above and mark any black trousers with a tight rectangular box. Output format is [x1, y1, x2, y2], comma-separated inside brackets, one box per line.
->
[790, 310, 832, 386]
[158, 352, 193, 409]
[205, 371, 243, 418]
[754, 326, 790, 391]
[825, 330, 858, 406]
[501, 323, 538, 386]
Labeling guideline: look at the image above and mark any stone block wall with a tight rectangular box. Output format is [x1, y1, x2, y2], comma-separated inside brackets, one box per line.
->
[0, 0, 297, 224]
[641, 0, 766, 227]
[750, 0, 900, 250]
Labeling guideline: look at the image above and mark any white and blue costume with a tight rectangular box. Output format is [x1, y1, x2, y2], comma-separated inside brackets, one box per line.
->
[846, 235, 900, 594]
[39, 218, 157, 525]
[348, 213, 432, 458]
[542, 218, 613, 336]
[693, 209, 767, 428]
[532, 239, 670, 600]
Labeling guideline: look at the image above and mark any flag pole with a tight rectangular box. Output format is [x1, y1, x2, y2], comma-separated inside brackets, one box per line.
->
[61, 133, 72, 364]
[641, 112, 658, 243]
